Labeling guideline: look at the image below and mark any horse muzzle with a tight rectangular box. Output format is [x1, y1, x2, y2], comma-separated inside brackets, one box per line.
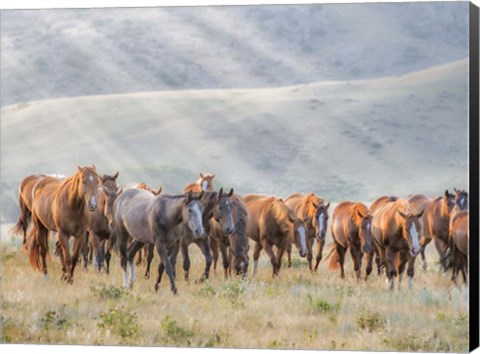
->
[224, 225, 235, 236]
[410, 247, 421, 257]
[300, 249, 307, 258]
[88, 201, 98, 212]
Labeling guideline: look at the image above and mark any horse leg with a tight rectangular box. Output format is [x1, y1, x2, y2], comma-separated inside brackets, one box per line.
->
[116, 227, 130, 288]
[286, 241, 292, 268]
[70, 232, 87, 282]
[364, 249, 374, 280]
[275, 241, 287, 275]
[433, 237, 448, 272]
[397, 250, 408, 290]
[306, 237, 314, 272]
[180, 239, 191, 282]
[126, 240, 145, 288]
[419, 237, 431, 271]
[260, 239, 278, 277]
[145, 243, 155, 279]
[154, 238, 177, 295]
[313, 238, 325, 272]
[252, 242, 263, 277]
[57, 230, 74, 283]
[385, 247, 397, 290]
[90, 231, 103, 272]
[196, 238, 212, 282]
[35, 223, 49, 279]
[350, 245, 362, 282]
[104, 238, 112, 274]
[219, 239, 229, 279]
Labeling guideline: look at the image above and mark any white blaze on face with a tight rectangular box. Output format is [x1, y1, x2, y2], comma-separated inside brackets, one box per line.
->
[460, 197, 466, 209]
[318, 213, 324, 236]
[410, 224, 421, 254]
[298, 225, 307, 255]
[191, 202, 204, 235]
[201, 180, 208, 191]
[89, 175, 94, 182]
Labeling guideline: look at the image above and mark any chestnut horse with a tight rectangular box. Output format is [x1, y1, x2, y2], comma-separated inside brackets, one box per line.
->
[371, 198, 423, 290]
[11, 174, 47, 247]
[111, 189, 205, 294]
[447, 209, 469, 285]
[284, 193, 330, 272]
[407, 190, 456, 271]
[369, 196, 398, 274]
[183, 172, 215, 193]
[329, 201, 373, 280]
[29, 166, 100, 283]
[244, 194, 307, 277]
[210, 191, 250, 278]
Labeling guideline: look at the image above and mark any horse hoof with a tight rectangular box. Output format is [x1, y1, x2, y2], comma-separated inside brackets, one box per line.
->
[43, 274, 49, 281]
[171, 287, 177, 295]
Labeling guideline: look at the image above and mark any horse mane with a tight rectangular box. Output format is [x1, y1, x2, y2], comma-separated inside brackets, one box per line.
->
[232, 197, 249, 258]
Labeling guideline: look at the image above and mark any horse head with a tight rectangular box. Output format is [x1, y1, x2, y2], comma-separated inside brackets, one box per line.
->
[397, 208, 424, 257]
[288, 212, 307, 258]
[183, 190, 205, 238]
[453, 188, 468, 211]
[199, 172, 215, 192]
[77, 165, 100, 212]
[312, 201, 330, 241]
[353, 207, 373, 254]
[213, 187, 235, 235]
[443, 189, 457, 216]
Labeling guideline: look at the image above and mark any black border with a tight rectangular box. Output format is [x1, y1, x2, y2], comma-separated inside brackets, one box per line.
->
[469, 1, 480, 352]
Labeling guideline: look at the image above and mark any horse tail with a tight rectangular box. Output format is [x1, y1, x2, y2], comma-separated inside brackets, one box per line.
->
[10, 192, 29, 239]
[324, 242, 340, 270]
[28, 228, 41, 271]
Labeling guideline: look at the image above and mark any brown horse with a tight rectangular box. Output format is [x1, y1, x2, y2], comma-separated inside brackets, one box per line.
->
[369, 196, 398, 274]
[83, 172, 119, 273]
[453, 188, 468, 211]
[112, 189, 205, 294]
[329, 201, 373, 280]
[371, 198, 423, 290]
[183, 172, 215, 193]
[210, 192, 250, 278]
[29, 166, 100, 283]
[447, 209, 469, 285]
[284, 193, 330, 272]
[11, 174, 47, 247]
[244, 194, 307, 277]
[407, 190, 456, 271]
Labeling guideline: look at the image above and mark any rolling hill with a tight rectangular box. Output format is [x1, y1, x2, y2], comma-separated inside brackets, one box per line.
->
[0, 58, 469, 222]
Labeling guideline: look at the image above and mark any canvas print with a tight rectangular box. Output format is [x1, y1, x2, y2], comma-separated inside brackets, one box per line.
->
[0, 1, 474, 352]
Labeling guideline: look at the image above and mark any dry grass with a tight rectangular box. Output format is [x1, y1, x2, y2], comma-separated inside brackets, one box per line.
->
[0, 233, 469, 352]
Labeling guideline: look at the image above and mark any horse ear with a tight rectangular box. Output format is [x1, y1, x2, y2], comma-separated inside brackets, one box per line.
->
[219, 187, 224, 196]
[356, 208, 365, 219]
[454, 187, 458, 193]
[199, 190, 205, 199]
[415, 209, 425, 219]
[325, 202, 331, 210]
[77, 166, 82, 172]
[92, 165, 96, 171]
[397, 209, 408, 219]
[228, 188, 234, 197]
[186, 190, 193, 202]
[154, 186, 163, 196]
[112, 171, 119, 180]
[212, 174, 215, 178]
[445, 190, 450, 198]
[200, 172, 204, 178]
[312, 201, 320, 209]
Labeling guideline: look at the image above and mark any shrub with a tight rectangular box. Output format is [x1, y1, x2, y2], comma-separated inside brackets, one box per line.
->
[40, 310, 69, 330]
[161, 315, 193, 344]
[97, 307, 139, 341]
[356, 309, 386, 332]
[90, 284, 126, 300]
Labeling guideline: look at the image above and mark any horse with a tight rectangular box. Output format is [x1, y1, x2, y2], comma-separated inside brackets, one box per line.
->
[29, 166, 100, 283]
[111, 189, 205, 294]
[447, 209, 469, 285]
[209, 191, 250, 278]
[81, 172, 119, 273]
[11, 174, 47, 247]
[173, 188, 238, 282]
[328, 201, 373, 280]
[369, 195, 398, 274]
[244, 194, 307, 277]
[407, 190, 456, 271]
[371, 198, 423, 290]
[183, 172, 215, 193]
[284, 193, 330, 272]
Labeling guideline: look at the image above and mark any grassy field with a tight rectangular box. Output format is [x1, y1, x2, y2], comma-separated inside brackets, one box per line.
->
[1, 229, 469, 352]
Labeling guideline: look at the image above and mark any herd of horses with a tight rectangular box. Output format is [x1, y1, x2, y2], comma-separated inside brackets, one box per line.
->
[11, 166, 470, 294]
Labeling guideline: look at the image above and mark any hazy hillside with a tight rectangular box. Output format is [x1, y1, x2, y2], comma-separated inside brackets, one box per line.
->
[0, 2, 469, 107]
[0, 59, 468, 222]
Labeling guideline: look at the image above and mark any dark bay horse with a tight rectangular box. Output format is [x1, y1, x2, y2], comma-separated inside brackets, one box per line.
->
[183, 172, 215, 193]
[112, 189, 205, 294]
[329, 201, 373, 280]
[407, 190, 456, 271]
[174, 188, 238, 282]
[209, 191, 250, 278]
[447, 209, 469, 285]
[11, 174, 47, 247]
[244, 194, 307, 277]
[371, 198, 423, 290]
[84, 172, 119, 273]
[29, 166, 100, 283]
[453, 188, 468, 211]
[284, 192, 330, 272]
